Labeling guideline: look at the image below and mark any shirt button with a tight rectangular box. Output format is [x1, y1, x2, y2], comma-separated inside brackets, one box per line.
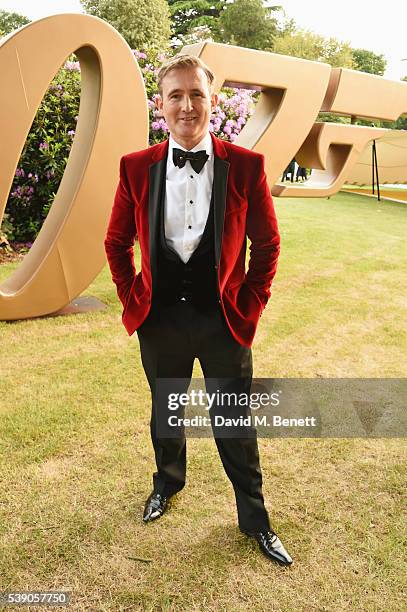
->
[188, 225, 192, 229]
[189, 200, 193, 204]
[190, 175, 193, 178]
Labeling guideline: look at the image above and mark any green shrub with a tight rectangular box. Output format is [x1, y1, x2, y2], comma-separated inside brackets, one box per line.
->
[5, 58, 80, 242]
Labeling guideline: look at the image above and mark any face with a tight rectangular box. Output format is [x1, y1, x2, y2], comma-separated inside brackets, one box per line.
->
[156, 66, 218, 150]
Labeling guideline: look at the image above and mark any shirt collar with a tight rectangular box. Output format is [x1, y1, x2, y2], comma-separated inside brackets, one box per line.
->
[169, 132, 213, 160]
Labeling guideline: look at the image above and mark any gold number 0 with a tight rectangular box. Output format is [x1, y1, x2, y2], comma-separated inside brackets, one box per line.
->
[0, 14, 148, 320]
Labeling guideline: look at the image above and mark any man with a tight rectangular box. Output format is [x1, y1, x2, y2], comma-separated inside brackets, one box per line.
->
[282, 158, 295, 182]
[296, 165, 307, 181]
[104, 54, 292, 566]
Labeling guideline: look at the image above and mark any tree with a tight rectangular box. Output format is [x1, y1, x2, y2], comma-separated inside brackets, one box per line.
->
[80, 0, 171, 51]
[0, 9, 30, 36]
[218, 0, 280, 50]
[168, 0, 225, 44]
[273, 29, 354, 68]
[351, 48, 386, 76]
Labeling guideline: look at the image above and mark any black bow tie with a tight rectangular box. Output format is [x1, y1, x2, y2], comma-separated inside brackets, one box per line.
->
[173, 147, 209, 174]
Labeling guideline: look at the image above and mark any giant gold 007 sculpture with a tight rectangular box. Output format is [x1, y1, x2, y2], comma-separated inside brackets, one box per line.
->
[0, 14, 406, 322]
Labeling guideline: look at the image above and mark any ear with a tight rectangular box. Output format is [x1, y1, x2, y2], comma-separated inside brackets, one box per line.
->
[155, 95, 163, 111]
[211, 92, 218, 109]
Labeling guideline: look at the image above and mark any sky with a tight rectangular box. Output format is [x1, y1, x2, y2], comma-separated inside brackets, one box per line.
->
[1, 0, 406, 80]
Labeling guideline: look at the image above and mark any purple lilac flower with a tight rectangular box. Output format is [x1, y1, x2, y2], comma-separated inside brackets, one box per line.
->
[10, 185, 34, 199]
[157, 118, 168, 132]
[39, 142, 48, 150]
[68, 130, 75, 138]
[229, 133, 238, 142]
[15, 167, 25, 177]
[151, 118, 166, 131]
[64, 60, 80, 71]
[133, 50, 147, 60]
[223, 125, 232, 135]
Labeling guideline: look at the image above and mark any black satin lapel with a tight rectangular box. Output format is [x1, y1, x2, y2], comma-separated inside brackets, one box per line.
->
[213, 156, 230, 265]
[148, 158, 166, 295]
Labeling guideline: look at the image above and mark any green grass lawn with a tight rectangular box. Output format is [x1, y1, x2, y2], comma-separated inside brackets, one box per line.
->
[0, 191, 406, 610]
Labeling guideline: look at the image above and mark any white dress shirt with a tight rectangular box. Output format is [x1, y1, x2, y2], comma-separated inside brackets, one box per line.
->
[164, 133, 214, 263]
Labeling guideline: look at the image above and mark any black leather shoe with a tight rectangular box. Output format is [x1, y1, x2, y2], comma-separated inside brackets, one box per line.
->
[241, 528, 293, 566]
[143, 492, 169, 523]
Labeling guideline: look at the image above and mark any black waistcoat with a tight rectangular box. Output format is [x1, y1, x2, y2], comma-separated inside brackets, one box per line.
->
[154, 174, 219, 312]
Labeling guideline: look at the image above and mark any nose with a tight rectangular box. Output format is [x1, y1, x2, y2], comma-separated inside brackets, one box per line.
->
[181, 95, 193, 112]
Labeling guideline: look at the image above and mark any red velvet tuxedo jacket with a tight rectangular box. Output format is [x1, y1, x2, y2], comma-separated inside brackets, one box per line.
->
[104, 133, 280, 347]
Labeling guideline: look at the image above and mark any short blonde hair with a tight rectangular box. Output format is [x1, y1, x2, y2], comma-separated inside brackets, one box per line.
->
[157, 54, 214, 96]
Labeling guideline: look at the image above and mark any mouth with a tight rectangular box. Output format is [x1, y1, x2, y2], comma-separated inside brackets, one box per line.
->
[180, 117, 198, 122]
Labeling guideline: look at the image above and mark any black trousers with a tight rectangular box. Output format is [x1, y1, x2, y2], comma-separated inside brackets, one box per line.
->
[136, 299, 270, 532]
